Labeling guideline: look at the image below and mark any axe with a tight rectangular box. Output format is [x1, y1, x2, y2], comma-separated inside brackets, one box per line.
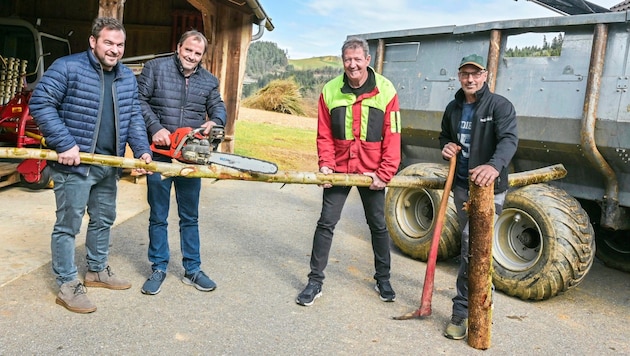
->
[394, 155, 456, 320]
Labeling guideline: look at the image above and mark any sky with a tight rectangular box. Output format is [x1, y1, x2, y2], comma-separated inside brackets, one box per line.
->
[257, 0, 623, 59]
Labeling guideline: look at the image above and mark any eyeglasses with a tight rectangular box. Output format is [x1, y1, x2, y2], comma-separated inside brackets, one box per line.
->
[458, 70, 486, 79]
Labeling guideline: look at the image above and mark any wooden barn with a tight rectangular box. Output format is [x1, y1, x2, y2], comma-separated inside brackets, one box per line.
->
[0, 0, 275, 153]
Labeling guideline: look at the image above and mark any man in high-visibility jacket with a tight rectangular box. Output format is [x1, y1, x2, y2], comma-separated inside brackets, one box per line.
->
[296, 37, 402, 307]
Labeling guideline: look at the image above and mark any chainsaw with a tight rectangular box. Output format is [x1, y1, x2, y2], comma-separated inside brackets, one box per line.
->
[150, 126, 278, 174]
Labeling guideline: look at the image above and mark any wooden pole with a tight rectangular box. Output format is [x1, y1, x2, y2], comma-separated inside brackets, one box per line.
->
[0, 148, 444, 188]
[467, 182, 495, 350]
[486, 29, 501, 93]
[98, 0, 126, 21]
[374, 39, 385, 74]
[0, 148, 567, 189]
[393, 156, 456, 320]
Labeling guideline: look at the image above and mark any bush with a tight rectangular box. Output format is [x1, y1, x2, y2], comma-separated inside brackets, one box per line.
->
[241, 79, 306, 116]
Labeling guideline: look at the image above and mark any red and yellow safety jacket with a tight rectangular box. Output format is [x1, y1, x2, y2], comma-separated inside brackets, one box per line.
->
[317, 67, 401, 183]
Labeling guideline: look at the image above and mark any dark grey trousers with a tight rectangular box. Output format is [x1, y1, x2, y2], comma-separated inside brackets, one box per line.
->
[307, 186, 391, 284]
[451, 185, 506, 318]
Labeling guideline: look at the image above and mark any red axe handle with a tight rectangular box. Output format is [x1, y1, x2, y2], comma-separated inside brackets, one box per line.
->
[394, 155, 457, 321]
[417, 155, 456, 316]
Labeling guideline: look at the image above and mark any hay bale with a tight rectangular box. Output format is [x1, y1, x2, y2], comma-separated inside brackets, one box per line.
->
[242, 79, 306, 116]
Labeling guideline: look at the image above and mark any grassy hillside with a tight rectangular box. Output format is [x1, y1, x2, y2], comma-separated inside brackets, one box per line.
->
[235, 108, 318, 171]
[289, 56, 342, 70]
[235, 120, 317, 171]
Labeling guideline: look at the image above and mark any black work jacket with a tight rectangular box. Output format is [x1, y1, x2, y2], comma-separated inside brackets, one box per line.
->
[439, 82, 518, 193]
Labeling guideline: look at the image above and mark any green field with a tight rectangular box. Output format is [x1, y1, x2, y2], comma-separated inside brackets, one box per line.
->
[234, 120, 318, 172]
[288, 56, 342, 70]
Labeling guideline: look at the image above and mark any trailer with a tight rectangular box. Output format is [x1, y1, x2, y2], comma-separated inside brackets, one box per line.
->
[352, 10, 630, 300]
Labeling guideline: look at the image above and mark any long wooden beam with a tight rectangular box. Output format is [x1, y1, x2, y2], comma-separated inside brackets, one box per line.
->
[0, 148, 567, 189]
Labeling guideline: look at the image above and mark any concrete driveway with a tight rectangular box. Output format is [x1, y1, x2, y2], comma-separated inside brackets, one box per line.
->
[0, 174, 147, 287]
[0, 178, 629, 354]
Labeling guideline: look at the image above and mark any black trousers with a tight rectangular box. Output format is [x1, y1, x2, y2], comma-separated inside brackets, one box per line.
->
[307, 186, 391, 284]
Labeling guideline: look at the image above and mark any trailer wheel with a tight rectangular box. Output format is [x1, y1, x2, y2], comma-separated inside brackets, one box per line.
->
[493, 184, 595, 300]
[385, 163, 460, 261]
[595, 228, 630, 272]
[20, 165, 52, 190]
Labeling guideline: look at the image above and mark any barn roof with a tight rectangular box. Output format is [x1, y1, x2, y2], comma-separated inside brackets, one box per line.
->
[217, 0, 274, 31]
[610, 0, 630, 11]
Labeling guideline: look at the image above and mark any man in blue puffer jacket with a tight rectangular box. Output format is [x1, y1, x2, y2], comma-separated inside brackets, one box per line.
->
[30, 17, 152, 314]
[137, 30, 226, 296]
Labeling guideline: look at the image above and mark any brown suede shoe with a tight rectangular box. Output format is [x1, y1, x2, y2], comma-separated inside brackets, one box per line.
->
[56, 280, 97, 314]
[84, 266, 132, 290]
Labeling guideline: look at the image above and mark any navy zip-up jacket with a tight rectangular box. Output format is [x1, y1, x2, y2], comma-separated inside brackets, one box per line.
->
[439, 82, 518, 193]
[136, 54, 227, 138]
[29, 48, 151, 176]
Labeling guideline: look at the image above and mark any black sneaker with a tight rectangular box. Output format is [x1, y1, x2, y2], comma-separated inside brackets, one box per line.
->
[375, 280, 396, 302]
[182, 270, 217, 292]
[141, 270, 166, 295]
[296, 281, 322, 306]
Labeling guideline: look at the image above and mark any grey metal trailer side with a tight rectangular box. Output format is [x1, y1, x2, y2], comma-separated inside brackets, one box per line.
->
[351, 11, 629, 300]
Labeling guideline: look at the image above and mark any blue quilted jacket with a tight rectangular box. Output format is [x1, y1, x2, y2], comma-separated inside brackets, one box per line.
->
[137, 54, 227, 137]
[29, 48, 151, 176]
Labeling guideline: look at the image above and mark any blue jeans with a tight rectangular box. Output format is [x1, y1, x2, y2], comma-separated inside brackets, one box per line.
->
[451, 185, 506, 318]
[50, 165, 118, 286]
[307, 186, 391, 284]
[146, 171, 202, 274]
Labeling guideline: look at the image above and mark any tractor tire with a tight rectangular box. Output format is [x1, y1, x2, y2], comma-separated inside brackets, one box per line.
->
[595, 228, 630, 272]
[385, 162, 460, 261]
[20, 165, 52, 190]
[493, 183, 595, 300]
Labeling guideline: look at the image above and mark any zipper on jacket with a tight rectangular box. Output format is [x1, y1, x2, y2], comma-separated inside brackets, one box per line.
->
[112, 73, 120, 158]
[86, 67, 108, 176]
[179, 77, 190, 127]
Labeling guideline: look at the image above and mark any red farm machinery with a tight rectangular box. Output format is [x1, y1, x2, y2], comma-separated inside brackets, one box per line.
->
[0, 17, 70, 189]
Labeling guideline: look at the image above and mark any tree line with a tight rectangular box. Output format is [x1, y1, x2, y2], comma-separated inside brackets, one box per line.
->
[505, 33, 564, 57]
[244, 33, 565, 98]
[241, 34, 565, 115]
[243, 41, 342, 99]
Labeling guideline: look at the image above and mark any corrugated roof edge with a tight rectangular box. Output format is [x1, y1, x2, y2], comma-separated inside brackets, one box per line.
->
[349, 11, 628, 40]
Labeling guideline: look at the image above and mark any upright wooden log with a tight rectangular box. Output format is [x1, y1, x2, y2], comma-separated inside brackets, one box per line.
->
[467, 182, 495, 350]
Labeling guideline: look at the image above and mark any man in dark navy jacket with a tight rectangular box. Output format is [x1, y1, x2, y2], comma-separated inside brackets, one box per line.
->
[30, 17, 152, 314]
[137, 30, 227, 296]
